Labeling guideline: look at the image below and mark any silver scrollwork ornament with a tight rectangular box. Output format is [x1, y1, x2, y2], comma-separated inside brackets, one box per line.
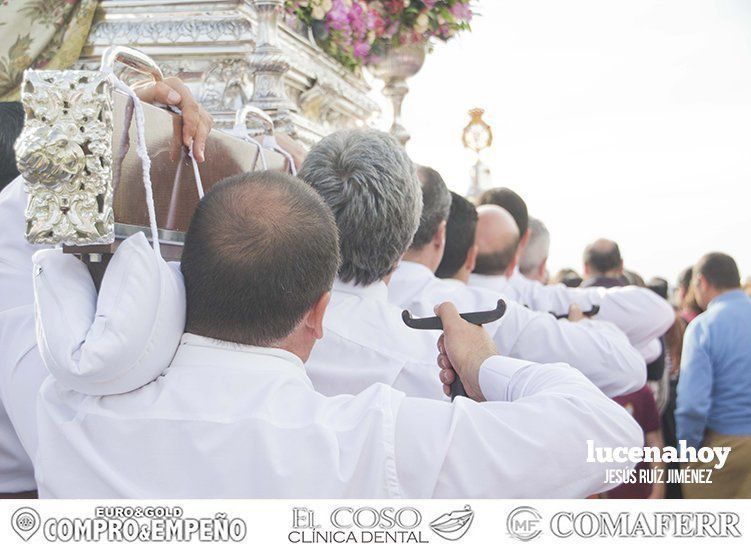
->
[16, 70, 115, 245]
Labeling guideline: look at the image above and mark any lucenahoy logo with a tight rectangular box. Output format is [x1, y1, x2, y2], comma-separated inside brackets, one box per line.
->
[429, 505, 474, 541]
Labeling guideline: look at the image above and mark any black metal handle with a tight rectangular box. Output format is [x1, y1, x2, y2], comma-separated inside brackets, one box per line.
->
[401, 299, 507, 330]
[550, 304, 600, 320]
[401, 299, 507, 400]
[450, 379, 468, 398]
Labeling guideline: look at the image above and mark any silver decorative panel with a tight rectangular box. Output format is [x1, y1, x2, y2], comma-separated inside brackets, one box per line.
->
[16, 70, 115, 245]
[75, 0, 380, 144]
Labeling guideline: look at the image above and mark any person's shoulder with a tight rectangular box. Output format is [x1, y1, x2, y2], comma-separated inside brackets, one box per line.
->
[324, 296, 438, 362]
[705, 293, 750, 320]
[685, 311, 709, 335]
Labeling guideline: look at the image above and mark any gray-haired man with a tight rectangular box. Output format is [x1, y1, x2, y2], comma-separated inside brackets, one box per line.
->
[298, 130, 443, 398]
[519, 217, 550, 283]
[300, 131, 645, 399]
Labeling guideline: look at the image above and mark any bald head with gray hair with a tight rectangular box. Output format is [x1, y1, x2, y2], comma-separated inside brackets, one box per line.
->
[299, 129, 422, 286]
[519, 217, 550, 277]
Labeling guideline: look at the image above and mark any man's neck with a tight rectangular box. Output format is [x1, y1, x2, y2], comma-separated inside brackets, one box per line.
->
[278, 333, 314, 363]
[705, 287, 740, 307]
[592, 270, 622, 279]
[185, 329, 312, 364]
[403, 247, 440, 274]
[453, 268, 471, 284]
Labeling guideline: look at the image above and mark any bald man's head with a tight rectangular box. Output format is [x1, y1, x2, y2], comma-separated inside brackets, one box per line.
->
[583, 238, 623, 277]
[181, 171, 339, 346]
[473, 204, 520, 276]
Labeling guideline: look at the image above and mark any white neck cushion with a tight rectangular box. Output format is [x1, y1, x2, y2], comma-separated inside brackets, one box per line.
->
[33, 232, 186, 395]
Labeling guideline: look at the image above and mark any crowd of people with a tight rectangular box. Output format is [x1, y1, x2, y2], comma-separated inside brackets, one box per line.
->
[0, 77, 749, 499]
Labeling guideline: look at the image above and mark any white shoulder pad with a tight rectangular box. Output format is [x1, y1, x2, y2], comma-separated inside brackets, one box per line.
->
[33, 232, 186, 395]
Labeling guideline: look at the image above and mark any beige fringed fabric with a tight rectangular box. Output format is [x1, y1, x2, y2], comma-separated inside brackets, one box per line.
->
[0, 0, 98, 100]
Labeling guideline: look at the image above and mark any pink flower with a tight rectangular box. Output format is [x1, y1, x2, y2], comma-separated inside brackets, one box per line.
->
[450, 2, 472, 22]
[326, 0, 350, 31]
[353, 40, 371, 58]
[349, 2, 367, 36]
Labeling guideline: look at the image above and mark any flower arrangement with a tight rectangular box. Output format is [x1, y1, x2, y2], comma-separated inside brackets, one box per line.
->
[285, 1, 473, 71]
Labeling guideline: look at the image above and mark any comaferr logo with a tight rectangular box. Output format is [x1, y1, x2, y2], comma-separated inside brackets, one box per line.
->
[550, 511, 742, 538]
[504, 508, 742, 540]
[506, 506, 542, 542]
[429, 505, 474, 541]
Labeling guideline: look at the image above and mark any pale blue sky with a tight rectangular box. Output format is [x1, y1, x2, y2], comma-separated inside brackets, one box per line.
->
[369, 0, 751, 283]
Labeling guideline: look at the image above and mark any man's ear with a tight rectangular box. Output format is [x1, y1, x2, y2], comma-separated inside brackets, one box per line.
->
[583, 262, 590, 277]
[434, 220, 447, 249]
[465, 244, 479, 273]
[306, 291, 331, 340]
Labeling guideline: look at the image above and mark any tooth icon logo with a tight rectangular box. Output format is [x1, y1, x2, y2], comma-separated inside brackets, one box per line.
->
[429, 505, 474, 541]
[11, 507, 41, 541]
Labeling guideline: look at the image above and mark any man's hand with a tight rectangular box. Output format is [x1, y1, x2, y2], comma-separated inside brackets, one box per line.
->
[567, 303, 585, 322]
[132, 77, 214, 162]
[435, 302, 498, 401]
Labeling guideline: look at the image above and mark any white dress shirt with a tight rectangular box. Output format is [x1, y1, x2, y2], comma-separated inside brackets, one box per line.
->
[306, 279, 445, 399]
[389, 262, 645, 398]
[0, 178, 49, 492]
[470, 268, 675, 362]
[36, 333, 642, 498]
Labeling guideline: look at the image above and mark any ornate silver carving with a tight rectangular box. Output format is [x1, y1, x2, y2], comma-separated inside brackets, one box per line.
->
[16, 70, 115, 245]
[77, 0, 380, 140]
[88, 18, 254, 45]
[248, 0, 296, 131]
[198, 59, 252, 113]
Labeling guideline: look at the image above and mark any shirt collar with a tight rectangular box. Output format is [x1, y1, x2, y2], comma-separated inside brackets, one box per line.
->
[333, 277, 389, 302]
[470, 273, 508, 291]
[440, 277, 466, 289]
[177, 333, 311, 386]
[709, 289, 748, 308]
[397, 260, 434, 276]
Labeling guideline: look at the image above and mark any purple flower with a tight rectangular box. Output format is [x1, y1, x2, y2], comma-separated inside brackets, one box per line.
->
[326, 0, 350, 31]
[450, 2, 472, 22]
[353, 40, 371, 58]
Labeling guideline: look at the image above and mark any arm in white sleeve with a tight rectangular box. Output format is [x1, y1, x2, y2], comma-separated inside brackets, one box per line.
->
[514, 279, 675, 354]
[394, 356, 643, 498]
[596, 286, 676, 356]
[516, 278, 602, 316]
[490, 303, 646, 397]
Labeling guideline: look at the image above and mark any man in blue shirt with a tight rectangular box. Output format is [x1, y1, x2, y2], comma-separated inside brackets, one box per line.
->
[677, 252, 751, 498]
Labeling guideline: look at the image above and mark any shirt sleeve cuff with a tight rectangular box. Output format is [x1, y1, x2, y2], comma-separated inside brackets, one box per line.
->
[479, 355, 535, 401]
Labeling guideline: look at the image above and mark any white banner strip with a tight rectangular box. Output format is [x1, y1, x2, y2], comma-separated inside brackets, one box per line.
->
[0, 499, 748, 543]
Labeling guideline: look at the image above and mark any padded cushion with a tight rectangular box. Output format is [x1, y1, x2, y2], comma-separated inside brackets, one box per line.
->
[33, 232, 185, 395]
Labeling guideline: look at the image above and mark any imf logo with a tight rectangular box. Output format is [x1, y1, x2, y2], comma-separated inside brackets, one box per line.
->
[506, 506, 542, 541]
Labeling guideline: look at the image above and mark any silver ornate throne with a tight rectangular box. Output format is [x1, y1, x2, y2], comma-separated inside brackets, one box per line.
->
[74, 0, 380, 144]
